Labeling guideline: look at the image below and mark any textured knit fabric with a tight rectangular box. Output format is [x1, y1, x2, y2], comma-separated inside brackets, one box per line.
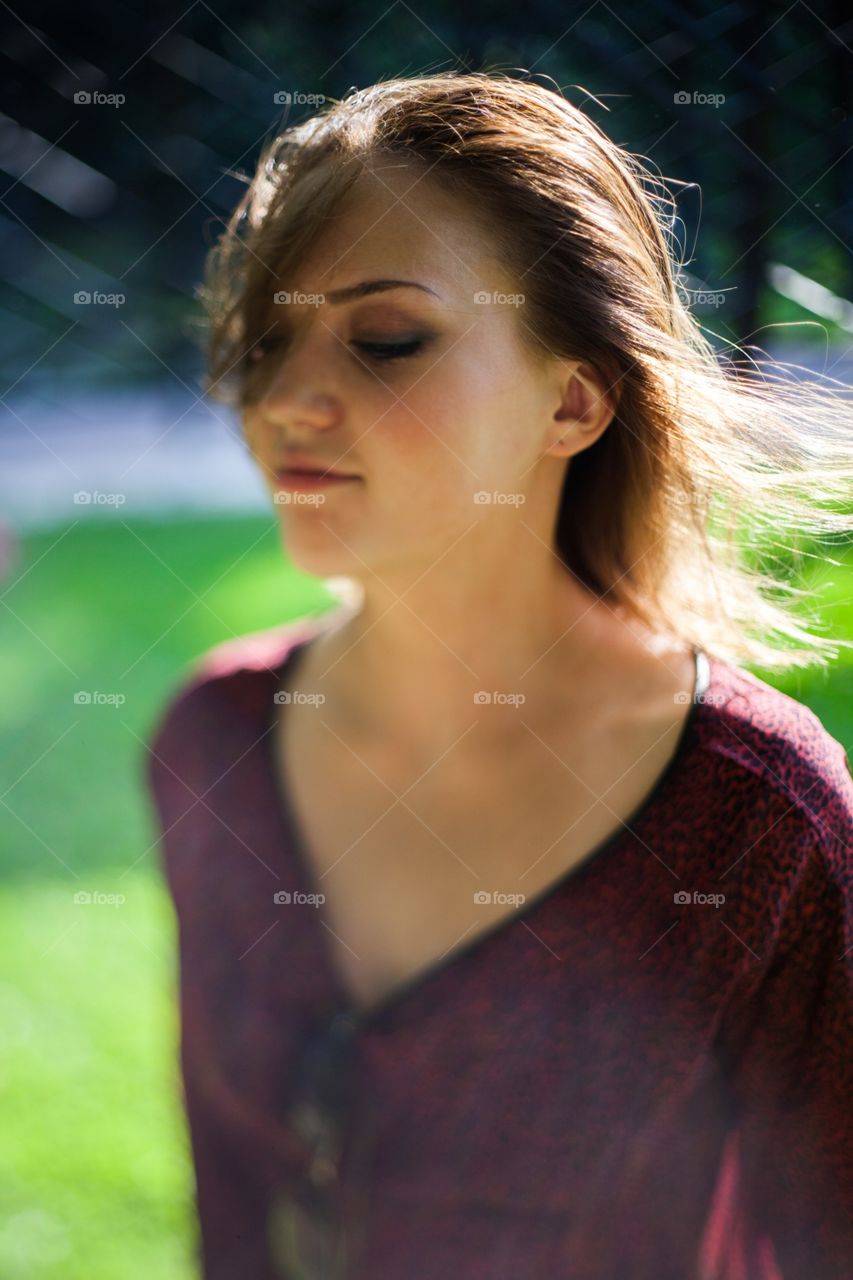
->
[144, 614, 853, 1280]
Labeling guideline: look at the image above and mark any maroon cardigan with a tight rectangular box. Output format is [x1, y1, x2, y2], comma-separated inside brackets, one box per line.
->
[145, 615, 853, 1279]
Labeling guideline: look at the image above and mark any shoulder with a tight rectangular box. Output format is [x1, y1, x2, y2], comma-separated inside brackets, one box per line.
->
[697, 654, 853, 871]
[143, 613, 331, 785]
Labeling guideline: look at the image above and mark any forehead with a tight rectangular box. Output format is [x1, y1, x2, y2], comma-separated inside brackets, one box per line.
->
[289, 160, 506, 300]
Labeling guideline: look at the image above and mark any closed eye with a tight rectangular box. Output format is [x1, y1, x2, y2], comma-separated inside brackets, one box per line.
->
[353, 339, 425, 362]
[247, 335, 428, 366]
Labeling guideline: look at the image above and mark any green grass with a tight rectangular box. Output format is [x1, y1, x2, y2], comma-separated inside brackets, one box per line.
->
[0, 874, 190, 1279]
[0, 515, 851, 1278]
[0, 516, 335, 1280]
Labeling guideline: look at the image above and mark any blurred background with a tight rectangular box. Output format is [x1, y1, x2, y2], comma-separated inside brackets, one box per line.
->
[1, 2, 851, 1276]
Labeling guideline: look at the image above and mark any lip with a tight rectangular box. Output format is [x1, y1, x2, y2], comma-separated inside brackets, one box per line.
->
[274, 469, 359, 492]
[277, 454, 356, 478]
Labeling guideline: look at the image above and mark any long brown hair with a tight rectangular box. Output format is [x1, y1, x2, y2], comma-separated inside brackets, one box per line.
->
[200, 71, 853, 671]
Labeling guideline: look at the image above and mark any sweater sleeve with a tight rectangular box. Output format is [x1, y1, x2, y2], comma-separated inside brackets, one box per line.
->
[702, 750, 853, 1280]
[144, 682, 290, 1280]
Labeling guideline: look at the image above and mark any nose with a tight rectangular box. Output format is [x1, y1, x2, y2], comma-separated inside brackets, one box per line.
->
[256, 340, 341, 433]
[259, 385, 340, 433]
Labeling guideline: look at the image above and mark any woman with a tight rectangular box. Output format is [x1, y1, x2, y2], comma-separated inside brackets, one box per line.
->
[146, 72, 853, 1279]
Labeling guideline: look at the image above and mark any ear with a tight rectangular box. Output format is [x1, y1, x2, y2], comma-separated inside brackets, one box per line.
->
[543, 361, 618, 459]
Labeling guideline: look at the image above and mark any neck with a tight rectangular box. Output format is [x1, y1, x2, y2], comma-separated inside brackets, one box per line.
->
[306, 552, 630, 764]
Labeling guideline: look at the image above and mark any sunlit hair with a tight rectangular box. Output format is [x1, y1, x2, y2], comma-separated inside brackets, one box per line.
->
[200, 70, 853, 670]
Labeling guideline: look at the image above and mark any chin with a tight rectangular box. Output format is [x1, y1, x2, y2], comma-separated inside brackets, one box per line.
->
[275, 521, 365, 578]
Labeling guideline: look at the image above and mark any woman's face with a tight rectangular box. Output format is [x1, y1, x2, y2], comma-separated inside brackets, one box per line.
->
[242, 158, 609, 581]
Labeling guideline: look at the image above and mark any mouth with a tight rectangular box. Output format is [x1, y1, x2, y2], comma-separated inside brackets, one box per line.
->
[273, 468, 360, 492]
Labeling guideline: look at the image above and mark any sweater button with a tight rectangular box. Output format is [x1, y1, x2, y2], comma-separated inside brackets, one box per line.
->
[309, 1150, 339, 1187]
[290, 1100, 325, 1145]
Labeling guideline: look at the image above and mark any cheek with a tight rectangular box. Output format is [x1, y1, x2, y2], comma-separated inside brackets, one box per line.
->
[375, 402, 473, 485]
[241, 414, 263, 457]
[366, 394, 452, 468]
[385, 431, 501, 527]
[408, 347, 533, 470]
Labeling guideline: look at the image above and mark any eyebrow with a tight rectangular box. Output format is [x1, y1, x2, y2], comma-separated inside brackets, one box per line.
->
[318, 279, 441, 305]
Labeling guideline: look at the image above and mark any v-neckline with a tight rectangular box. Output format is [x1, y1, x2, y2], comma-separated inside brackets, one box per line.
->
[258, 623, 712, 1030]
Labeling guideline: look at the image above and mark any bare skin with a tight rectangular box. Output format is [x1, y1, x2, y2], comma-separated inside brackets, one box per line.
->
[244, 156, 698, 1013]
[272, 611, 696, 1015]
